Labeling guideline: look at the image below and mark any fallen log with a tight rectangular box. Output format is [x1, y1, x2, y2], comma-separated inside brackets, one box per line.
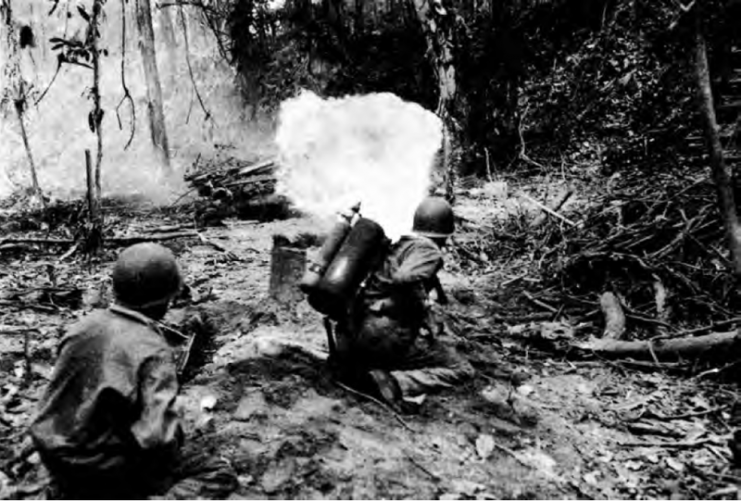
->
[108, 231, 198, 245]
[225, 173, 275, 188]
[0, 300, 57, 313]
[0, 243, 35, 252]
[0, 232, 197, 249]
[601, 292, 626, 339]
[0, 325, 36, 335]
[236, 158, 275, 177]
[0, 237, 74, 245]
[576, 330, 739, 361]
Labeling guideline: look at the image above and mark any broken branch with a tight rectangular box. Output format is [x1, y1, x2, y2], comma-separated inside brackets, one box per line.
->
[619, 437, 711, 448]
[108, 231, 198, 245]
[334, 380, 412, 432]
[653, 404, 730, 421]
[600, 292, 626, 339]
[197, 233, 240, 261]
[522, 291, 559, 313]
[532, 189, 574, 228]
[0, 237, 74, 245]
[520, 193, 577, 227]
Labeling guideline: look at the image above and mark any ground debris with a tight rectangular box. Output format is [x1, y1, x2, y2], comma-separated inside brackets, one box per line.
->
[0, 184, 739, 500]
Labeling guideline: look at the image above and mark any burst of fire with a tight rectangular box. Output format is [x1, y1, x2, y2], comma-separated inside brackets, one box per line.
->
[274, 91, 443, 240]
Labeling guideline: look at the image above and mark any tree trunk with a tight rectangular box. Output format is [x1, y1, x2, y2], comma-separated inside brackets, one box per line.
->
[694, 15, 741, 277]
[85, 149, 103, 252]
[84, 1, 104, 254]
[157, 4, 179, 88]
[354, 0, 363, 33]
[269, 236, 308, 307]
[14, 92, 44, 207]
[3, 1, 44, 205]
[136, 0, 171, 174]
[600, 292, 626, 340]
[410, 0, 462, 203]
[410, 0, 457, 116]
[91, 0, 103, 203]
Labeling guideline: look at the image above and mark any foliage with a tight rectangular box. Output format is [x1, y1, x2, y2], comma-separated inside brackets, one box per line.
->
[222, 0, 741, 179]
[227, 0, 435, 113]
[47, 1, 108, 135]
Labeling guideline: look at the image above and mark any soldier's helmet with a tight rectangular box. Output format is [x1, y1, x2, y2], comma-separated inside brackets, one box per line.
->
[412, 197, 455, 238]
[112, 243, 183, 309]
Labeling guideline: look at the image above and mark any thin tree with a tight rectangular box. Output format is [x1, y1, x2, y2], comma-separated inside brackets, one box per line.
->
[135, 0, 172, 173]
[87, 0, 104, 252]
[409, 0, 461, 202]
[694, 12, 741, 276]
[1, 0, 45, 207]
[47, 0, 107, 252]
[157, 4, 179, 88]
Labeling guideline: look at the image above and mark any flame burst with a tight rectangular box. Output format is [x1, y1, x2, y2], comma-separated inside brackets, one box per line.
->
[274, 91, 443, 240]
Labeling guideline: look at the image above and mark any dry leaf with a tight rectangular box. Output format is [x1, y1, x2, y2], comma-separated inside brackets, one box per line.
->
[624, 460, 642, 471]
[517, 385, 535, 397]
[200, 394, 218, 411]
[451, 479, 486, 496]
[475, 434, 495, 460]
[583, 471, 600, 486]
[665, 457, 685, 472]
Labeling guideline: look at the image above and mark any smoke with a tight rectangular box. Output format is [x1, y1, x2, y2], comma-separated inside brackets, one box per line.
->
[0, 1, 275, 204]
[274, 91, 443, 240]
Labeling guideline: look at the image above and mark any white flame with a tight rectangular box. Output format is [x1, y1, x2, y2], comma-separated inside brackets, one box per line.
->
[274, 91, 442, 240]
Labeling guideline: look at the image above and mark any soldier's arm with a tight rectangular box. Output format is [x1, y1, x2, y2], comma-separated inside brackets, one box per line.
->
[130, 351, 184, 461]
[391, 243, 443, 285]
[389, 242, 444, 322]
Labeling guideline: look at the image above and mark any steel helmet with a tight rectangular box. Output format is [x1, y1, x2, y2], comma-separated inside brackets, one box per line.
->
[112, 243, 183, 309]
[412, 197, 455, 238]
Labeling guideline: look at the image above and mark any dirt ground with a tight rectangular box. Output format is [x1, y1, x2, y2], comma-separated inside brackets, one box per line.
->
[1, 184, 740, 500]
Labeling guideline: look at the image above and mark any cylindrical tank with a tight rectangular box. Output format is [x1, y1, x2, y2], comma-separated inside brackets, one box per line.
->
[308, 217, 387, 319]
[299, 216, 352, 294]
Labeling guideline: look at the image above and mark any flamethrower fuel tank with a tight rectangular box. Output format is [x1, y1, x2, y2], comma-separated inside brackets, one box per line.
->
[300, 217, 352, 293]
[308, 217, 387, 320]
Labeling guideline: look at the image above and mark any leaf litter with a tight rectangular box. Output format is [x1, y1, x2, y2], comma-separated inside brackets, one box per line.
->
[0, 178, 739, 499]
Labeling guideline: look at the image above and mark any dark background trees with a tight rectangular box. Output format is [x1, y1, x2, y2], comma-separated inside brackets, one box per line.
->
[221, 0, 741, 179]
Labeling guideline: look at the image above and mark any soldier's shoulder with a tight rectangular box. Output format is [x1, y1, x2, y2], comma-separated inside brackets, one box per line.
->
[63, 308, 167, 351]
[406, 235, 443, 256]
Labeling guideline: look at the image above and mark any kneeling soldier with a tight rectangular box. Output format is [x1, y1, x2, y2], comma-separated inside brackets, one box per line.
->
[334, 197, 475, 409]
[30, 243, 237, 499]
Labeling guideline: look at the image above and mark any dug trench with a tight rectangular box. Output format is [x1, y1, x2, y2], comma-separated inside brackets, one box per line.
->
[1, 193, 739, 500]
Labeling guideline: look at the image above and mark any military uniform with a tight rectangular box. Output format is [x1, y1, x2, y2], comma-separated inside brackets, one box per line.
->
[335, 234, 474, 399]
[30, 304, 237, 500]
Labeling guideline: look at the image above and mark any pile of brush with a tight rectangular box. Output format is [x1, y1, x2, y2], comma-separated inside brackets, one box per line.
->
[451, 170, 737, 336]
[185, 156, 294, 225]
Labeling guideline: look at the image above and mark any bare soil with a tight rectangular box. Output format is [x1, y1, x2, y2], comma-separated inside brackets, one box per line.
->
[0, 187, 739, 500]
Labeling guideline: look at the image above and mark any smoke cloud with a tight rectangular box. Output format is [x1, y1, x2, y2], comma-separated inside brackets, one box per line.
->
[0, 1, 274, 204]
[274, 91, 442, 240]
